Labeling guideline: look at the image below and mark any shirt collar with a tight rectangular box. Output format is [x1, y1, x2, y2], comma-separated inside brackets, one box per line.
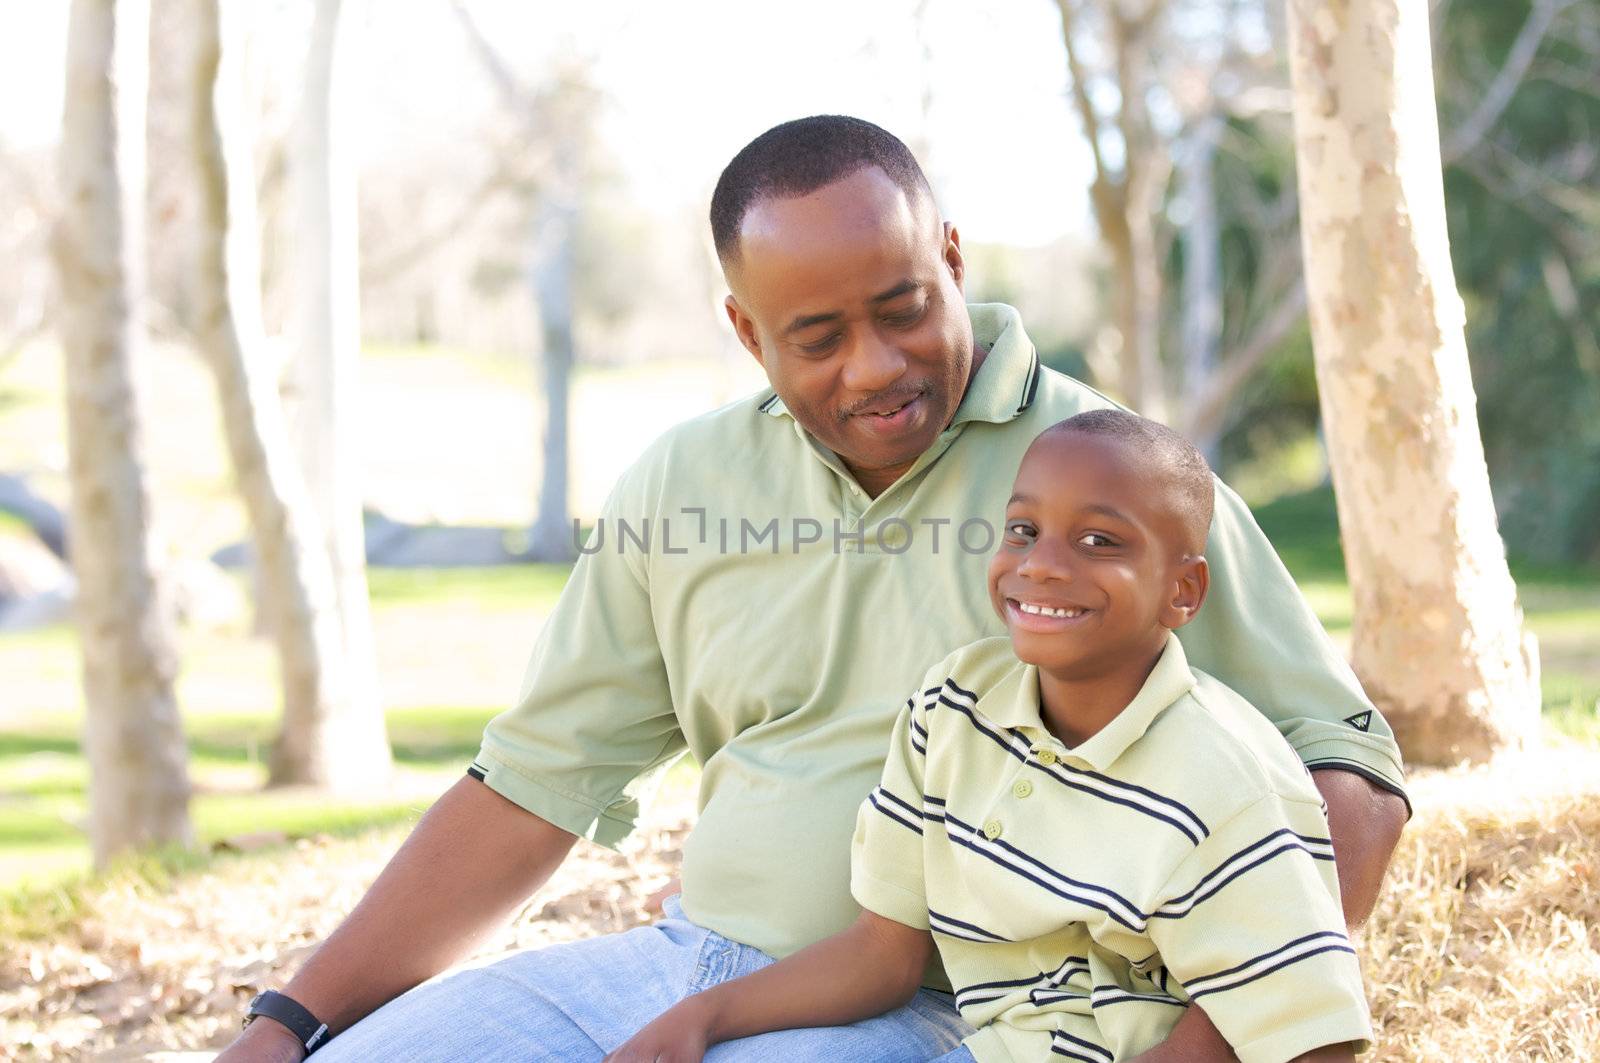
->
[759, 302, 1040, 426]
[977, 633, 1198, 772]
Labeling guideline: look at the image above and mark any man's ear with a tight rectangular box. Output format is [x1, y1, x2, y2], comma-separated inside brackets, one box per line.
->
[943, 222, 965, 294]
[724, 294, 765, 369]
[1161, 556, 1209, 630]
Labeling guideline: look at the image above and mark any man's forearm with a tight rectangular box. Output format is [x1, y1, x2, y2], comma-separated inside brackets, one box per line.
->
[1312, 767, 1407, 928]
[223, 776, 577, 1057]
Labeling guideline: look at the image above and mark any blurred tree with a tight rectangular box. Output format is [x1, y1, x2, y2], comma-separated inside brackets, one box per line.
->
[53, 0, 193, 865]
[277, 0, 390, 780]
[1051, 0, 1310, 461]
[190, 0, 390, 790]
[454, 3, 603, 562]
[1434, 0, 1599, 564]
[1288, 0, 1540, 763]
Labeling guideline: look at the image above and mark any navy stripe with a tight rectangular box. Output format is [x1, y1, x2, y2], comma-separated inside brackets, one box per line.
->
[1154, 836, 1333, 919]
[941, 809, 1146, 924]
[1050, 1048, 1102, 1063]
[874, 786, 924, 821]
[1189, 943, 1357, 1001]
[868, 791, 924, 836]
[929, 910, 1011, 942]
[953, 960, 1094, 998]
[933, 683, 1205, 844]
[758, 393, 779, 412]
[937, 819, 1145, 932]
[1052, 1030, 1114, 1062]
[1186, 930, 1349, 992]
[1017, 350, 1041, 414]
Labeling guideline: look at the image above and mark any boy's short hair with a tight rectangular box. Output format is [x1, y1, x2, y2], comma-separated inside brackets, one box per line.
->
[1046, 409, 1215, 555]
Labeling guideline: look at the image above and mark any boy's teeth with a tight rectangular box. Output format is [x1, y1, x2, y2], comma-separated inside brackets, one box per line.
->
[1018, 602, 1084, 619]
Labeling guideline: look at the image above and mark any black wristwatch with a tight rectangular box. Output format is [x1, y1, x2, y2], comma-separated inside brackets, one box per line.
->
[243, 990, 331, 1055]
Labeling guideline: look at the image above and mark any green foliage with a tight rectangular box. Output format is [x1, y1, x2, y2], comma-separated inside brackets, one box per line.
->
[1436, 0, 1600, 563]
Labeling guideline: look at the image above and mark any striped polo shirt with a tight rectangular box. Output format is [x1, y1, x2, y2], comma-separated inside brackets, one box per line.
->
[851, 634, 1373, 1063]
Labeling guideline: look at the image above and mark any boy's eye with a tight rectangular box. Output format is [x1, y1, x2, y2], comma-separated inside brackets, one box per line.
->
[1078, 532, 1116, 548]
[1005, 521, 1035, 539]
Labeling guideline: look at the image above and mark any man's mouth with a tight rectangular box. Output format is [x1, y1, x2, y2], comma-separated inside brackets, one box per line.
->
[851, 391, 926, 435]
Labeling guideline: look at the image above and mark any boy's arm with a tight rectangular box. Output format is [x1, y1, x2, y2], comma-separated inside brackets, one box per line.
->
[603, 910, 933, 1063]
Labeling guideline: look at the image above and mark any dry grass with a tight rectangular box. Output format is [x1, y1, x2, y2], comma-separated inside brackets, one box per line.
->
[1363, 748, 1600, 1061]
[1, 750, 1596, 1061]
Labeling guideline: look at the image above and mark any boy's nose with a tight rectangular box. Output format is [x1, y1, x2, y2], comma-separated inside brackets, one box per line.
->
[1017, 539, 1074, 582]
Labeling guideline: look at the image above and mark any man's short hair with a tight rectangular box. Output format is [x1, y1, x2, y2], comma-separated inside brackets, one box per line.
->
[709, 115, 935, 265]
[1048, 409, 1216, 555]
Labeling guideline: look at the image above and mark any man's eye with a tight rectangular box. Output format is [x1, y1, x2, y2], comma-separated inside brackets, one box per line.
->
[1079, 533, 1116, 548]
[882, 304, 926, 328]
[796, 334, 841, 355]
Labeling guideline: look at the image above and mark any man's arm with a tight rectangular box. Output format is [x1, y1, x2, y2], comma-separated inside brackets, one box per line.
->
[1132, 769, 1403, 1063]
[603, 910, 934, 1063]
[216, 777, 578, 1062]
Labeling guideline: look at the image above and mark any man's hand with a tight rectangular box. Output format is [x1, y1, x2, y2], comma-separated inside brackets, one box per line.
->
[211, 776, 578, 1061]
[603, 996, 715, 1063]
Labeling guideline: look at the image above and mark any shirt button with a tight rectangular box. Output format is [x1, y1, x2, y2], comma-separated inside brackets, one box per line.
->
[1037, 749, 1058, 766]
[983, 819, 1003, 840]
[1012, 779, 1033, 799]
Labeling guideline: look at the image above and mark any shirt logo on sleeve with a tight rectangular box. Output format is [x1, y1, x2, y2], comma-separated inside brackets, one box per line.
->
[1343, 711, 1372, 732]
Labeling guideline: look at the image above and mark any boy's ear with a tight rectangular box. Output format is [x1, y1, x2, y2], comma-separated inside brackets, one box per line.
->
[1161, 556, 1209, 630]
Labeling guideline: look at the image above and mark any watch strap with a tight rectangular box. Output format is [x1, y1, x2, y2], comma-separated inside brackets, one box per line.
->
[245, 990, 331, 1054]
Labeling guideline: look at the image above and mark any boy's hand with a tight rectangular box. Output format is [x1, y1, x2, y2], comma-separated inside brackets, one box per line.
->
[603, 996, 716, 1063]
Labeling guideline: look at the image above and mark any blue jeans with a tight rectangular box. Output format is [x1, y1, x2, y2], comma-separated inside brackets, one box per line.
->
[318, 897, 973, 1061]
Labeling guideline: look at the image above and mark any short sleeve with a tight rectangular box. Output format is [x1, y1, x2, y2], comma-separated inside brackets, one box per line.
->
[849, 669, 938, 930]
[1178, 479, 1410, 813]
[472, 473, 684, 849]
[1146, 792, 1373, 1063]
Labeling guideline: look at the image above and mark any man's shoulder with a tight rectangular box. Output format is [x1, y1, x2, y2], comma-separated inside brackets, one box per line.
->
[610, 388, 793, 502]
[1022, 365, 1127, 425]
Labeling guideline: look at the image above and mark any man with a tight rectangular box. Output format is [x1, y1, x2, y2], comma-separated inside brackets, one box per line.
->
[222, 116, 1407, 1062]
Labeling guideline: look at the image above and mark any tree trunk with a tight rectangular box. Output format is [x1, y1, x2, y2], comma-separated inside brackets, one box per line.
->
[54, 0, 193, 867]
[528, 201, 576, 563]
[1177, 116, 1223, 463]
[1287, 0, 1540, 764]
[279, 0, 391, 783]
[189, 0, 386, 790]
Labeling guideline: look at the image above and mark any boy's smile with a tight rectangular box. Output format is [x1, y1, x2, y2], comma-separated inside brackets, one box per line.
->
[987, 424, 1210, 745]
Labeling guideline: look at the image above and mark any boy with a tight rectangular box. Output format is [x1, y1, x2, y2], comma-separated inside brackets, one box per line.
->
[605, 410, 1372, 1063]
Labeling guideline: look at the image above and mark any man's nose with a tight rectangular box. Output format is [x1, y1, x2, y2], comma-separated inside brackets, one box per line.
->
[840, 328, 907, 394]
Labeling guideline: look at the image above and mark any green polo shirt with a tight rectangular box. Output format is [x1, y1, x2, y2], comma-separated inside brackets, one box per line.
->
[851, 634, 1372, 1063]
[473, 303, 1408, 960]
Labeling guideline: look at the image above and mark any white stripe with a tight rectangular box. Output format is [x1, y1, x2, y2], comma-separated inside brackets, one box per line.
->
[1157, 834, 1334, 916]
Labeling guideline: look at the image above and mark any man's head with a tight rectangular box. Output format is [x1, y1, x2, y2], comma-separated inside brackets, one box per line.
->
[987, 409, 1215, 681]
[712, 116, 976, 496]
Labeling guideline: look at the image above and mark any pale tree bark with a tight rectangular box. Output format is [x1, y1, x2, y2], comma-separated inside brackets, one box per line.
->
[53, 0, 193, 866]
[1177, 115, 1223, 462]
[189, 0, 388, 790]
[1288, 0, 1541, 764]
[527, 199, 576, 562]
[281, 0, 390, 781]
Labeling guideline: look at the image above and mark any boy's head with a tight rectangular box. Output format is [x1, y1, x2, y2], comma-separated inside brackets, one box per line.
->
[987, 409, 1215, 680]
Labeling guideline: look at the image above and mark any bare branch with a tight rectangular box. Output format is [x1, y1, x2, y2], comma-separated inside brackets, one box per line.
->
[1054, 0, 1116, 195]
[450, 1, 538, 117]
[1442, 0, 1579, 164]
[1181, 278, 1308, 442]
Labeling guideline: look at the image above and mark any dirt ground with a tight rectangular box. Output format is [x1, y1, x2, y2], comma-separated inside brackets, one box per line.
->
[3, 749, 1597, 1062]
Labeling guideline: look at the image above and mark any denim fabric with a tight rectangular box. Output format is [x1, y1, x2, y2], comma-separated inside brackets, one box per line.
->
[926, 1046, 977, 1063]
[317, 897, 972, 1061]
